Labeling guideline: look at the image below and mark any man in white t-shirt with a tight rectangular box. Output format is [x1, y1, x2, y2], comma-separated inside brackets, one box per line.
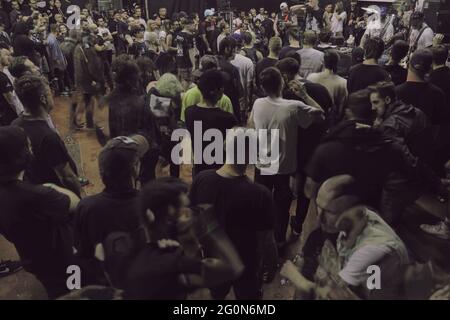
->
[280, 175, 409, 300]
[409, 11, 434, 53]
[297, 31, 324, 77]
[248, 67, 323, 246]
[330, 3, 347, 37]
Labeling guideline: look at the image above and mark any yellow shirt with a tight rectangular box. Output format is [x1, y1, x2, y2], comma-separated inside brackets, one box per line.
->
[180, 85, 234, 121]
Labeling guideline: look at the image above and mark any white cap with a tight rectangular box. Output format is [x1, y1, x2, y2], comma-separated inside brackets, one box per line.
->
[280, 2, 288, 9]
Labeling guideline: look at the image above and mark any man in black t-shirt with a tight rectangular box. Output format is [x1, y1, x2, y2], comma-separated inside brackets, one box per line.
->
[256, 36, 282, 93]
[175, 18, 198, 89]
[397, 49, 450, 175]
[383, 40, 408, 86]
[74, 135, 148, 285]
[189, 128, 277, 300]
[185, 70, 238, 176]
[197, 9, 214, 55]
[304, 0, 324, 32]
[0, 126, 79, 299]
[74, 135, 148, 273]
[396, 49, 448, 126]
[347, 37, 390, 94]
[217, 36, 242, 122]
[12, 75, 83, 196]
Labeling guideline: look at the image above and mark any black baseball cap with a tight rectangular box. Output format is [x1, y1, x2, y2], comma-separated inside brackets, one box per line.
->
[409, 48, 433, 74]
[0, 126, 29, 178]
[98, 135, 149, 176]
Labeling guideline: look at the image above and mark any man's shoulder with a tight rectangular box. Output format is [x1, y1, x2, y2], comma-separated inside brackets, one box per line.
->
[253, 97, 268, 106]
[11, 181, 67, 202]
[428, 82, 447, 96]
[193, 169, 220, 185]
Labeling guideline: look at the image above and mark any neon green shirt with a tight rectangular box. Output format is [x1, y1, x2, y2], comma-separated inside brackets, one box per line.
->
[180, 85, 234, 121]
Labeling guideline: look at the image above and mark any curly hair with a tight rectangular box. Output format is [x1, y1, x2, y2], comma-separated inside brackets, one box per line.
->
[14, 74, 48, 115]
[112, 56, 140, 92]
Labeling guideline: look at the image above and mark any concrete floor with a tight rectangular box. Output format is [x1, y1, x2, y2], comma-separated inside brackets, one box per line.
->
[1, 96, 448, 300]
[0, 97, 302, 300]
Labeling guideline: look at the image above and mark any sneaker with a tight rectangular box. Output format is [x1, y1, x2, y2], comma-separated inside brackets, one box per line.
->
[0, 260, 23, 278]
[420, 220, 450, 240]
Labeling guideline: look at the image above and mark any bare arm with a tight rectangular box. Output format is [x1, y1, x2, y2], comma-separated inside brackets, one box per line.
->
[304, 176, 320, 200]
[273, 15, 279, 35]
[43, 183, 80, 213]
[54, 162, 84, 197]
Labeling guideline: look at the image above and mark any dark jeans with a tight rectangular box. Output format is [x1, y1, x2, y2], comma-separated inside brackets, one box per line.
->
[140, 148, 159, 185]
[293, 174, 310, 233]
[210, 269, 263, 300]
[254, 169, 293, 243]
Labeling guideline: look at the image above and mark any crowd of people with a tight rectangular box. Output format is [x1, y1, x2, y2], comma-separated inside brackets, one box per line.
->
[0, 0, 450, 300]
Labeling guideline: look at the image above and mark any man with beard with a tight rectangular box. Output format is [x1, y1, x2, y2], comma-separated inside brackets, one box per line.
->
[369, 81, 432, 165]
[281, 175, 409, 300]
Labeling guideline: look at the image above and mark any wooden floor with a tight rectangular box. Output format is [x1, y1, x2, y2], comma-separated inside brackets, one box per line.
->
[1, 96, 449, 299]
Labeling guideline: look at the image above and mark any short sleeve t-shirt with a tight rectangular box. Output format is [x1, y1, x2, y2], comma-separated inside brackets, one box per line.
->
[175, 31, 194, 69]
[74, 190, 140, 259]
[297, 48, 325, 78]
[0, 180, 71, 275]
[12, 116, 73, 186]
[347, 64, 391, 94]
[330, 12, 347, 34]
[185, 106, 238, 174]
[181, 86, 234, 122]
[255, 57, 278, 87]
[251, 97, 316, 174]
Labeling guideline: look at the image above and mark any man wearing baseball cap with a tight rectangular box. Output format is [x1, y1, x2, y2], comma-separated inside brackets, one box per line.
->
[274, 2, 297, 45]
[0, 126, 80, 298]
[396, 49, 448, 128]
[74, 135, 149, 275]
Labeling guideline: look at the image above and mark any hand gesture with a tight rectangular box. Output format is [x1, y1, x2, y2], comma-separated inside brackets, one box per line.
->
[280, 260, 300, 282]
[433, 33, 444, 46]
[289, 80, 308, 99]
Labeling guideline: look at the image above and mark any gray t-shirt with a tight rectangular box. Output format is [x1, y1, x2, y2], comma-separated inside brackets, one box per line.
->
[297, 48, 324, 78]
[251, 96, 315, 175]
